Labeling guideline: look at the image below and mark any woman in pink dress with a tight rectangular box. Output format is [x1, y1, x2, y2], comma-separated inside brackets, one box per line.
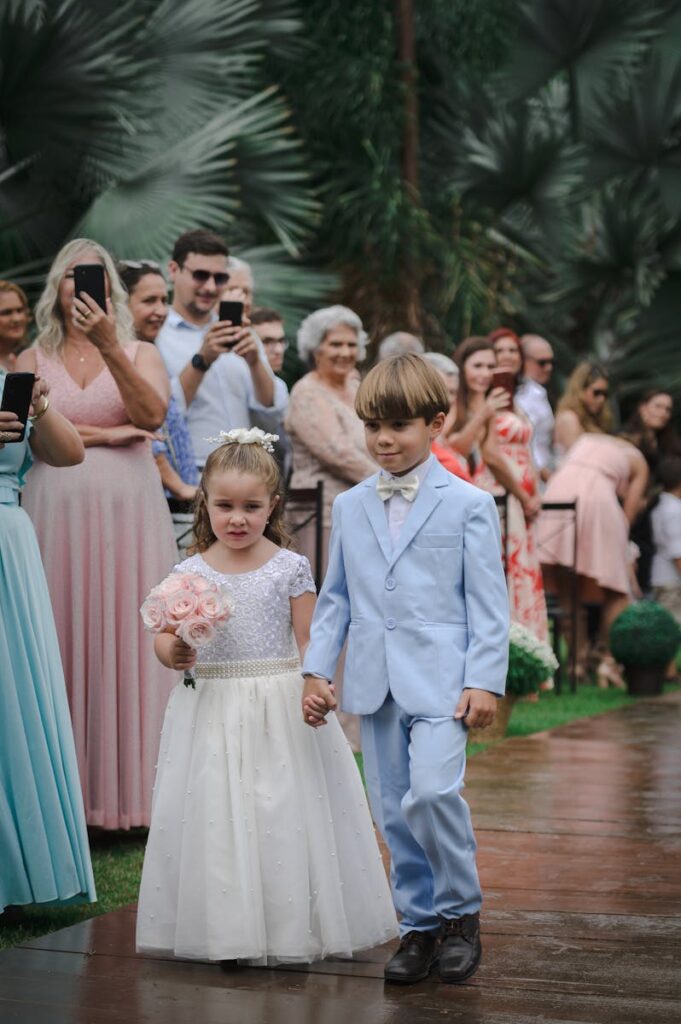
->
[538, 434, 648, 684]
[20, 239, 178, 829]
[448, 336, 548, 642]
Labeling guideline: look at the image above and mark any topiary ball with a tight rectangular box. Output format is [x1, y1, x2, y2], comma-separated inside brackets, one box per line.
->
[610, 601, 681, 668]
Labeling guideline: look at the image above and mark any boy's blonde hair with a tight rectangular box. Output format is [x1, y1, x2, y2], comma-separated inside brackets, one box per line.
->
[355, 353, 449, 422]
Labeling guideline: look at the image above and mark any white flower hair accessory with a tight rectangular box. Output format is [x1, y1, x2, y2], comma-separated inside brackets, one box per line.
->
[205, 426, 279, 453]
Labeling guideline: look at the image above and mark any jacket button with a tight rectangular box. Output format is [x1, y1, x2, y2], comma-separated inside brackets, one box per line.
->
[385, 577, 396, 590]
[385, 618, 396, 630]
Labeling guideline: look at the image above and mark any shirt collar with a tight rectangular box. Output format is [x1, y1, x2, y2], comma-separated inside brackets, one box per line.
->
[167, 306, 216, 331]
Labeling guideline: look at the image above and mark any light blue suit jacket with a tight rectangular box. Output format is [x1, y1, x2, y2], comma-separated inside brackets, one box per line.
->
[303, 458, 510, 717]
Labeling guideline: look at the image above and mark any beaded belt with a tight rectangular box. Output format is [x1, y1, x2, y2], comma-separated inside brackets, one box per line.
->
[194, 657, 301, 679]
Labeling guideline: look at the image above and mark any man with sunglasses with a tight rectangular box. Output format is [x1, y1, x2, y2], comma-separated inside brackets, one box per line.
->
[516, 334, 555, 485]
[157, 229, 281, 468]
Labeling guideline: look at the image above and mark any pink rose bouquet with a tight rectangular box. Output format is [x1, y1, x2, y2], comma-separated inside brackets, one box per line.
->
[140, 571, 234, 687]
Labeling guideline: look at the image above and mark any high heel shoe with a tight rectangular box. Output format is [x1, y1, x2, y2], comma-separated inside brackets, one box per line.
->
[596, 655, 626, 690]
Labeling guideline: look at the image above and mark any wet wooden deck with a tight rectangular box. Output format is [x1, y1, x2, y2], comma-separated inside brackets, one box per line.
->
[2, 692, 680, 1023]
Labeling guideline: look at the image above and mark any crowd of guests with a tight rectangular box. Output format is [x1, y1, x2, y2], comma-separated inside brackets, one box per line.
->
[2, 226, 680, 919]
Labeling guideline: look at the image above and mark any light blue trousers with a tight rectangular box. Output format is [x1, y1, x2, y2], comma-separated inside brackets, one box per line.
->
[360, 694, 481, 934]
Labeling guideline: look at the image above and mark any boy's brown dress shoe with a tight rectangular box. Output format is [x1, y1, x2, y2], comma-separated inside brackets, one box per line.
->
[438, 913, 482, 983]
[384, 929, 439, 984]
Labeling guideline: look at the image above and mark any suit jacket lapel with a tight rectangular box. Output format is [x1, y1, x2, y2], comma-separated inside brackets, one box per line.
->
[388, 460, 449, 568]
[359, 481, 392, 563]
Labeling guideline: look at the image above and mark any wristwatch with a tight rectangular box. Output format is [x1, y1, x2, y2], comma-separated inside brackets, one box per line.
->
[191, 352, 208, 372]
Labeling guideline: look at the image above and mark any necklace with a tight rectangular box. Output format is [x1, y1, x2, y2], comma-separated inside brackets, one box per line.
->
[65, 341, 92, 364]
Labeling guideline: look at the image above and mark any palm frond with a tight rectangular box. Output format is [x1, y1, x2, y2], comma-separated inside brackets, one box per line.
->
[503, 0, 665, 106]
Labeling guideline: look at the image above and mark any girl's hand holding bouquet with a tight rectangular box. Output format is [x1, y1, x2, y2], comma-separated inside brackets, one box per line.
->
[140, 571, 233, 687]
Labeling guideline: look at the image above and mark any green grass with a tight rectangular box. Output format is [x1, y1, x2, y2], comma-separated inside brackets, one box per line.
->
[0, 830, 146, 952]
[2, 681, 678, 953]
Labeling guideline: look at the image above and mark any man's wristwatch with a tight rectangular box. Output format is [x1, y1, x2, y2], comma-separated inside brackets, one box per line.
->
[191, 352, 208, 373]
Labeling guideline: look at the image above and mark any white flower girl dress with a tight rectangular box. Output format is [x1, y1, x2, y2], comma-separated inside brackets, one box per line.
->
[136, 548, 397, 963]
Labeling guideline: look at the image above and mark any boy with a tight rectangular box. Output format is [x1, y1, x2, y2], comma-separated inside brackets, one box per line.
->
[302, 354, 509, 984]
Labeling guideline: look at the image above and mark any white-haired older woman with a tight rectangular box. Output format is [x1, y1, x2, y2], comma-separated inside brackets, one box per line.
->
[286, 305, 376, 564]
[286, 305, 376, 751]
[20, 238, 177, 831]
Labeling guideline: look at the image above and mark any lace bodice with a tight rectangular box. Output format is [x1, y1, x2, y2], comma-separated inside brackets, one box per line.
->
[175, 549, 315, 663]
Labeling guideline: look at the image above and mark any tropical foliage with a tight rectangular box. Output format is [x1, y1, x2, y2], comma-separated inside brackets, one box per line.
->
[1, 0, 680, 399]
[0, 0, 333, 324]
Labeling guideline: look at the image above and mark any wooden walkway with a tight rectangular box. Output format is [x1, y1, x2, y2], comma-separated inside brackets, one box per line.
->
[2, 692, 680, 1023]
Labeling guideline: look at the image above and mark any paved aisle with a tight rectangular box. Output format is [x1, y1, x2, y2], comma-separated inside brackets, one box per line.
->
[2, 693, 680, 1023]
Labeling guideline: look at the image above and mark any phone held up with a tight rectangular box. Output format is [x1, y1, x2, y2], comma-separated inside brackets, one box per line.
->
[490, 369, 516, 405]
[74, 263, 107, 312]
[0, 372, 36, 442]
[218, 300, 243, 349]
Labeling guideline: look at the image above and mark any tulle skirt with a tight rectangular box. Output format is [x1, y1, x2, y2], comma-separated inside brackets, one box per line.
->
[136, 666, 397, 962]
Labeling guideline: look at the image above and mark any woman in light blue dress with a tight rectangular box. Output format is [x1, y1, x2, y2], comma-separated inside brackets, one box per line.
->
[0, 369, 96, 912]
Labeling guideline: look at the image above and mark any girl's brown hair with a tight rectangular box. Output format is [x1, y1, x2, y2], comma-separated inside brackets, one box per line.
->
[190, 441, 291, 554]
[557, 361, 614, 435]
[452, 336, 496, 432]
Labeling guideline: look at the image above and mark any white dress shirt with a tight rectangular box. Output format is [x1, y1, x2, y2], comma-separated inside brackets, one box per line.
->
[156, 308, 287, 467]
[515, 378, 555, 474]
[651, 492, 681, 586]
[381, 455, 434, 546]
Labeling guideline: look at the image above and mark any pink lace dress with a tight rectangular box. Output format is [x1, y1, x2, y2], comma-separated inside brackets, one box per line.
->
[22, 344, 178, 829]
[474, 410, 549, 641]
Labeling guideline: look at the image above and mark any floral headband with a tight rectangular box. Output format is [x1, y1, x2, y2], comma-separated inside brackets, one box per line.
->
[205, 427, 279, 454]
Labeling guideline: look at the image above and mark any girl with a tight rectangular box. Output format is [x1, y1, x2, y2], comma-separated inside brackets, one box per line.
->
[136, 429, 397, 964]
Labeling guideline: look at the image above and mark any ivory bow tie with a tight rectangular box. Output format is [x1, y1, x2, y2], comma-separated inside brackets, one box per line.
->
[376, 473, 420, 502]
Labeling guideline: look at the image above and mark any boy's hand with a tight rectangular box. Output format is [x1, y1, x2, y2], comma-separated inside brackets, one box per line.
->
[454, 688, 497, 729]
[302, 676, 337, 727]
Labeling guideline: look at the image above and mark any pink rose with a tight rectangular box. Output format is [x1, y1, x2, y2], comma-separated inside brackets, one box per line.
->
[140, 594, 167, 632]
[154, 573, 187, 597]
[177, 616, 217, 648]
[187, 574, 215, 594]
[196, 591, 232, 622]
[164, 588, 200, 625]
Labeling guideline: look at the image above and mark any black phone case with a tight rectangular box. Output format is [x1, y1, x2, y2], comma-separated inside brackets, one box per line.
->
[0, 372, 35, 442]
[74, 263, 107, 311]
[219, 300, 243, 327]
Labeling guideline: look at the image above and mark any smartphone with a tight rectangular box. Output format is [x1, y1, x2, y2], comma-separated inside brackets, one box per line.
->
[219, 300, 243, 327]
[74, 263, 107, 311]
[491, 369, 516, 403]
[0, 372, 35, 442]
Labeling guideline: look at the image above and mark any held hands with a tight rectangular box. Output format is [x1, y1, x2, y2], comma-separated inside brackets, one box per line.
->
[302, 676, 337, 728]
[454, 688, 497, 730]
[72, 293, 118, 353]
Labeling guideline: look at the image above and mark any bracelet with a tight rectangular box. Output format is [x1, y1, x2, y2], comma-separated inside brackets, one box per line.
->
[30, 396, 50, 423]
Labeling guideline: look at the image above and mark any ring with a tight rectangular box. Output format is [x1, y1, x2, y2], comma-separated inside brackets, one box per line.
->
[0, 431, 16, 442]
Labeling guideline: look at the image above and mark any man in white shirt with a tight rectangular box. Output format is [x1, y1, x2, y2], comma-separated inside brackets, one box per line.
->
[516, 334, 555, 484]
[651, 456, 681, 622]
[156, 229, 284, 468]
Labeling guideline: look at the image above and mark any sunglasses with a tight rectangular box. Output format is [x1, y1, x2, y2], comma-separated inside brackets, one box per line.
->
[531, 357, 554, 367]
[263, 338, 289, 349]
[181, 266, 230, 287]
[592, 388, 609, 398]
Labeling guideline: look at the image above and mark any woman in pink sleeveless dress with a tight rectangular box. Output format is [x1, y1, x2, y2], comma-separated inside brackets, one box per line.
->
[20, 239, 178, 829]
[538, 433, 648, 684]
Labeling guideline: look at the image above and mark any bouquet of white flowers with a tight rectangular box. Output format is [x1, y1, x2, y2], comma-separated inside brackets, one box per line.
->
[507, 622, 559, 696]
